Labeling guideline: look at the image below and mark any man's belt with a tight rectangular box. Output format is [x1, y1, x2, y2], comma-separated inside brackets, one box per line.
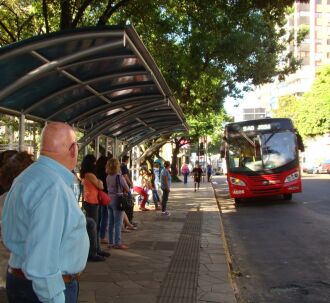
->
[8, 266, 81, 283]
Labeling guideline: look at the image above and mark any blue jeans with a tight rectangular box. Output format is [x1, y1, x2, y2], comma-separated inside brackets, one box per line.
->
[152, 189, 160, 208]
[183, 173, 189, 184]
[108, 203, 124, 245]
[161, 189, 170, 212]
[86, 217, 98, 257]
[6, 271, 79, 303]
[98, 205, 109, 239]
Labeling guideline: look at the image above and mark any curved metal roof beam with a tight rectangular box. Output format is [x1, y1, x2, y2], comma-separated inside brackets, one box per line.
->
[111, 123, 180, 142]
[85, 106, 164, 139]
[116, 121, 179, 143]
[78, 100, 165, 146]
[46, 83, 156, 120]
[71, 95, 164, 126]
[0, 40, 124, 103]
[113, 124, 146, 138]
[78, 106, 179, 151]
[62, 54, 137, 70]
[24, 68, 149, 114]
[79, 122, 143, 151]
[120, 125, 183, 156]
[124, 33, 166, 100]
[0, 30, 124, 60]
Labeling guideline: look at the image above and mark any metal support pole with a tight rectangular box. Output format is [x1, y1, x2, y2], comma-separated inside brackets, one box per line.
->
[105, 137, 109, 158]
[95, 136, 100, 159]
[19, 114, 25, 151]
[113, 137, 118, 158]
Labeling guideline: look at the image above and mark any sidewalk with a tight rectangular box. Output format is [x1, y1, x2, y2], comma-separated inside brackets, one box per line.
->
[79, 179, 237, 303]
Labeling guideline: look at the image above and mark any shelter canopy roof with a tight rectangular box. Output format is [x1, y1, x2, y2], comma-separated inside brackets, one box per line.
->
[0, 26, 187, 150]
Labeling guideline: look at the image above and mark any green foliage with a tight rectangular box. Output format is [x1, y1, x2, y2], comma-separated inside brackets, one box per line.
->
[273, 65, 330, 137]
[295, 66, 330, 137]
[273, 95, 299, 121]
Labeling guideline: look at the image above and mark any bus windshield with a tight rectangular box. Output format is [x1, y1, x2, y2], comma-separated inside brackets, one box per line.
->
[228, 131, 297, 172]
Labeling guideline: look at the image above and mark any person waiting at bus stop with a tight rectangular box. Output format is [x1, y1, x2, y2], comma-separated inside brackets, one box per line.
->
[133, 167, 150, 211]
[2, 122, 89, 303]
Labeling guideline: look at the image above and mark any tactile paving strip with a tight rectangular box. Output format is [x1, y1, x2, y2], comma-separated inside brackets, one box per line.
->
[157, 211, 202, 303]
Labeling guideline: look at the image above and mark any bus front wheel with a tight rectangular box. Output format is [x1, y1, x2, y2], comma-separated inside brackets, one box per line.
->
[234, 198, 242, 204]
[283, 194, 292, 201]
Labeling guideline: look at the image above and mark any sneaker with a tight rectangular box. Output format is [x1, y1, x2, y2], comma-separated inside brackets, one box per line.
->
[161, 211, 170, 216]
[97, 250, 111, 257]
[139, 207, 150, 211]
[114, 244, 128, 249]
[155, 206, 162, 211]
[88, 255, 106, 262]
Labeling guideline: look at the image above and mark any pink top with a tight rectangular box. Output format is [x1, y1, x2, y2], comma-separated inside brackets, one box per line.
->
[181, 164, 189, 174]
[82, 178, 98, 204]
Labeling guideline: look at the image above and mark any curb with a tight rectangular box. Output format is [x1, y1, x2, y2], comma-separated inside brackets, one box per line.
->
[211, 183, 241, 303]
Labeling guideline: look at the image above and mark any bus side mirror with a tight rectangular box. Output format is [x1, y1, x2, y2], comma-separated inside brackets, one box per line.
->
[220, 137, 227, 158]
[295, 131, 304, 152]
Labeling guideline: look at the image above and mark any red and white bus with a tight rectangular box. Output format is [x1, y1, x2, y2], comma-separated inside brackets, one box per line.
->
[221, 118, 304, 203]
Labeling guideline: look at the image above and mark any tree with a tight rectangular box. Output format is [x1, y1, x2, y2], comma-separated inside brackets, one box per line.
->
[273, 95, 300, 121]
[0, 1, 307, 160]
[295, 66, 330, 137]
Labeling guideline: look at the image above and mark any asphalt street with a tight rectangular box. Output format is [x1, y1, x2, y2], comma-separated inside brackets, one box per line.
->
[212, 174, 330, 303]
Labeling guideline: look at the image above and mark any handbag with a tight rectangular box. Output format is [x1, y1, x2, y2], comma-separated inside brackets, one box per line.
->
[98, 190, 111, 206]
[116, 175, 133, 211]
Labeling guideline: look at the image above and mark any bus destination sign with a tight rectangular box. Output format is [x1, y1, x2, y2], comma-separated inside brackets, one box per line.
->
[242, 124, 271, 132]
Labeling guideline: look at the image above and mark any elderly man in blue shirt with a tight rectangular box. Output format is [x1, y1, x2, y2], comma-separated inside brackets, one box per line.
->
[2, 122, 89, 303]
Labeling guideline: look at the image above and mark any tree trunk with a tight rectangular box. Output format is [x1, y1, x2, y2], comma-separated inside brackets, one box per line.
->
[171, 141, 181, 182]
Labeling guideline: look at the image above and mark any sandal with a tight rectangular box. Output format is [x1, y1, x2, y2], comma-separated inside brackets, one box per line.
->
[126, 225, 137, 230]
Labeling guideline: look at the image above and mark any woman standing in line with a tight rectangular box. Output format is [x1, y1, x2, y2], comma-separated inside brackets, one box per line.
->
[106, 158, 130, 249]
[81, 155, 110, 260]
[81, 155, 103, 224]
[96, 155, 110, 244]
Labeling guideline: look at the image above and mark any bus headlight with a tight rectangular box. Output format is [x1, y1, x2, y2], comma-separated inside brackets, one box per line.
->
[284, 171, 300, 183]
[230, 177, 246, 186]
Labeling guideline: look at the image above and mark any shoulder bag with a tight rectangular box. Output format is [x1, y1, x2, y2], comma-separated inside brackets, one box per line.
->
[116, 175, 134, 211]
[98, 190, 111, 206]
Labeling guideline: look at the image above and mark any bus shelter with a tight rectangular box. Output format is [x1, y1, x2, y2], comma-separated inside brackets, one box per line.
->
[0, 26, 188, 156]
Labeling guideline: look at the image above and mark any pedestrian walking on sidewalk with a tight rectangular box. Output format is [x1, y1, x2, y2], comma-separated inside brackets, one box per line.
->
[192, 162, 203, 192]
[181, 163, 190, 184]
[160, 161, 172, 216]
[2, 122, 89, 303]
[207, 164, 212, 182]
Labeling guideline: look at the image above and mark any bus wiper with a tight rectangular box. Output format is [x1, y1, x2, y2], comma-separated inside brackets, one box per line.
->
[264, 131, 277, 145]
[234, 130, 255, 147]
